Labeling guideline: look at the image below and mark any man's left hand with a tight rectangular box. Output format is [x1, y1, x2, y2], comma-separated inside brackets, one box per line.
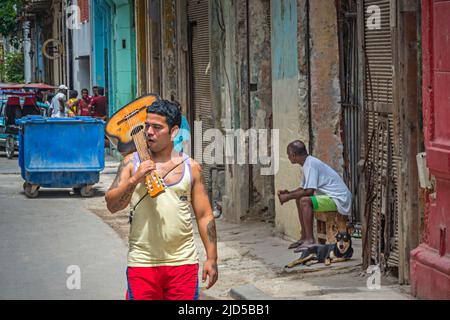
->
[202, 259, 218, 289]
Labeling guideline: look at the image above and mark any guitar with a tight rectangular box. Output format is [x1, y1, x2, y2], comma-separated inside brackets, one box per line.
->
[105, 94, 166, 198]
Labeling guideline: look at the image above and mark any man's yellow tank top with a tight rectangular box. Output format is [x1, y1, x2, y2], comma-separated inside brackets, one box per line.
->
[127, 152, 199, 267]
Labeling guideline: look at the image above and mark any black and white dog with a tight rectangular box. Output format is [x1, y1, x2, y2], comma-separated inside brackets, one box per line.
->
[286, 227, 354, 268]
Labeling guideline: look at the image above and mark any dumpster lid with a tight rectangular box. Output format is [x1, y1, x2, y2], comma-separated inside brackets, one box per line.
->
[16, 116, 105, 125]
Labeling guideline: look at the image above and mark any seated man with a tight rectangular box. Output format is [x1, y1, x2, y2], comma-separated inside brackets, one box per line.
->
[278, 140, 352, 252]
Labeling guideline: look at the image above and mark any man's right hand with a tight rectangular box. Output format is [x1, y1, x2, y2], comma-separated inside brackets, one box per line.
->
[277, 190, 290, 206]
[131, 160, 157, 185]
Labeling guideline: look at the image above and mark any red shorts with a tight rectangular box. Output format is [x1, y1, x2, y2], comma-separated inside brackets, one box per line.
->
[126, 264, 199, 300]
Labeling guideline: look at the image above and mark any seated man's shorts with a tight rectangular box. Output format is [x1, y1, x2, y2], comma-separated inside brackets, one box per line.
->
[310, 195, 337, 212]
[126, 264, 199, 300]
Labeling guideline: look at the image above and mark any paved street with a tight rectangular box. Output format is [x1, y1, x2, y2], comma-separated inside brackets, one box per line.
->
[0, 152, 127, 300]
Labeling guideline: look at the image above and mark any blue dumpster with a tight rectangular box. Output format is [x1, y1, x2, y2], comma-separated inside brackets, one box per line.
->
[17, 116, 105, 198]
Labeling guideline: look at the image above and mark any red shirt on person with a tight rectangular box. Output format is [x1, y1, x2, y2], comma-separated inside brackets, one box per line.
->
[90, 95, 107, 119]
[79, 96, 92, 116]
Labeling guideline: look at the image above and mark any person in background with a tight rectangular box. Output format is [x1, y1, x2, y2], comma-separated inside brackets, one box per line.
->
[89, 86, 108, 121]
[67, 90, 80, 118]
[44, 93, 54, 117]
[49, 85, 68, 118]
[35, 90, 44, 103]
[278, 140, 352, 252]
[92, 86, 99, 97]
[78, 88, 92, 116]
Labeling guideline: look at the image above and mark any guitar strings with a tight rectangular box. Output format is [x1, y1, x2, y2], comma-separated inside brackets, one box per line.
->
[125, 109, 164, 193]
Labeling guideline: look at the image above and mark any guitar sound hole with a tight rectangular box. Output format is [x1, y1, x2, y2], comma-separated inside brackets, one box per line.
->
[131, 125, 144, 136]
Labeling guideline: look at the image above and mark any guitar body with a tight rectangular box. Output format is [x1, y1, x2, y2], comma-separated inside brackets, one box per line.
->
[105, 94, 166, 198]
[105, 94, 160, 155]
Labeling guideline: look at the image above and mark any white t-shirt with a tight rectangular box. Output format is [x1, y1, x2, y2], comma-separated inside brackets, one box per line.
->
[301, 156, 352, 215]
[50, 92, 67, 118]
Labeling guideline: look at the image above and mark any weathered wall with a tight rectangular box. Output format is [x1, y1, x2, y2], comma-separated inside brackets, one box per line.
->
[148, 0, 162, 95]
[272, 0, 342, 240]
[161, 0, 178, 101]
[210, 0, 250, 222]
[248, 0, 275, 221]
[309, 0, 344, 174]
[135, 0, 147, 96]
[272, 0, 305, 239]
[211, 0, 274, 223]
[297, 0, 310, 143]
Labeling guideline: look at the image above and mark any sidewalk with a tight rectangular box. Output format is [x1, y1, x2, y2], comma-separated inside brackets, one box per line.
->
[194, 218, 414, 300]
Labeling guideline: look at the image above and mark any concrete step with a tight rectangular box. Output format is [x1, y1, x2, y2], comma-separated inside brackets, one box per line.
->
[229, 284, 274, 300]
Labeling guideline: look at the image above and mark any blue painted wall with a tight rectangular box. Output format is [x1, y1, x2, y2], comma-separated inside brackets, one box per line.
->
[91, 0, 136, 115]
[271, 0, 304, 239]
[110, 0, 136, 114]
[92, 0, 113, 108]
[272, 0, 298, 80]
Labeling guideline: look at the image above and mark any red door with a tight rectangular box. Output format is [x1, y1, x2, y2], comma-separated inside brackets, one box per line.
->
[410, 0, 450, 300]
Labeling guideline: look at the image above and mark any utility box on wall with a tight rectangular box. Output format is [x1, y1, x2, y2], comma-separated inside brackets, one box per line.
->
[416, 152, 432, 190]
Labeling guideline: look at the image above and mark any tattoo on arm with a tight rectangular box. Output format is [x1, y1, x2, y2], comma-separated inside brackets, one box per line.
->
[115, 185, 135, 210]
[108, 184, 135, 212]
[196, 168, 210, 198]
[109, 159, 131, 191]
[207, 219, 217, 244]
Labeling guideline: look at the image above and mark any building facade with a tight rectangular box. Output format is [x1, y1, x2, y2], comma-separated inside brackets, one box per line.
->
[14, 0, 450, 299]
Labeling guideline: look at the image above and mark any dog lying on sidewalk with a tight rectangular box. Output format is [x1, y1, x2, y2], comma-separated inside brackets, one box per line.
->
[285, 227, 354, 269]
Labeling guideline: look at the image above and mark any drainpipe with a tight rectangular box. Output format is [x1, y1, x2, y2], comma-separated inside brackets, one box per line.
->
[306, 0, 313, 155]
[246, 0, 253, 206]
[23, 21, 32, 83]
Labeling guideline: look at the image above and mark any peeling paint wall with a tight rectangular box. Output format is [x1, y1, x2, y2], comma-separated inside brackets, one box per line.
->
[222, 0, 250, 223]
[272, 0, 304, 239]
[272, 0, 343, 240]
[210, 0, 275, 223]
[135, 0, 147, 96]
[161, 0, 178, 100]
[149, 0, 343, 238]
[210, 0, 243, 222]
[297, 0, 310, 145]
[309, 0, 344, 174]
[248, 0, 275, 221]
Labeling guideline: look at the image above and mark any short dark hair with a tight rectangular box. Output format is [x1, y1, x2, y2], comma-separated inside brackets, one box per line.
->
[69, 90, 78, 99]
[147, 99, 182, 130]
[98, 87, 105, 95]
[81, 88, 89, 94]
[288, 140, 308, 156]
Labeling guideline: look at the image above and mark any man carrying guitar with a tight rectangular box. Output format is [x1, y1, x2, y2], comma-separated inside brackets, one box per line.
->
[105, 100, 218, 300]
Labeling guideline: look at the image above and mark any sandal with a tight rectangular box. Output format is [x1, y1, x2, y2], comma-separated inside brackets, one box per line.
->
[294, 243, 316, 253]
[288, 240, 304, 249]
